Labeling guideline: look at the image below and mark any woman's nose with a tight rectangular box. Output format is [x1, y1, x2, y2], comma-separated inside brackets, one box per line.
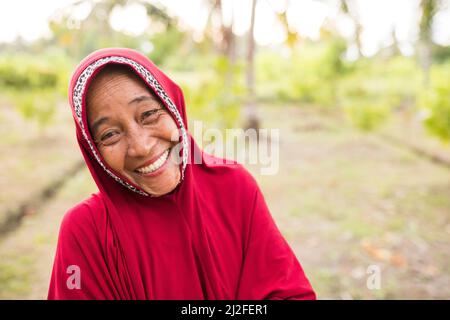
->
[126, 127, 154, 158]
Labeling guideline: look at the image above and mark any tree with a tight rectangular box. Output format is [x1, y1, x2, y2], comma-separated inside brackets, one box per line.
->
[49, 0, 175, 61]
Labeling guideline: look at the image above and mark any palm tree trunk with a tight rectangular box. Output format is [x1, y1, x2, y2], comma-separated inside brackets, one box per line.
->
[245, 0, 259, 131]
[419, 0, 437, 87]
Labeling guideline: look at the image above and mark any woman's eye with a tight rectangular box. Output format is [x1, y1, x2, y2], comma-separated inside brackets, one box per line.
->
[101, 131, 115, 140]
[99, 131, 120, 145]
[141, 108, 163, 124]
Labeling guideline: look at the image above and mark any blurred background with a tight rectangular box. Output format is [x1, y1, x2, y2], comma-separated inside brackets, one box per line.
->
[0, 0, 449, 299]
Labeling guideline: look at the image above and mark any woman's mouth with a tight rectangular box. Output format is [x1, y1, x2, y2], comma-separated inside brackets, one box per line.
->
[134, 148, 171, 177]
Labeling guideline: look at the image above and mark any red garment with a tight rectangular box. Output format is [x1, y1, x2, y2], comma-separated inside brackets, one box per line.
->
[47, 48, 316, 300]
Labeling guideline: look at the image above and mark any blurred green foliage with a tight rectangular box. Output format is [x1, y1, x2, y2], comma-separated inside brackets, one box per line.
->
[0, 1, 449, 142]
[148, 26, 186, 66]
[419, 62, 450, 142]
[254, 38, 448, 134]
[0, 59, 57, 90]
[256, 38, 347, 106]
[339, 56, 422, 131]
[2, 42, 449, 139]
[0, 52, 72, 129]
[179, 56, 245, 130]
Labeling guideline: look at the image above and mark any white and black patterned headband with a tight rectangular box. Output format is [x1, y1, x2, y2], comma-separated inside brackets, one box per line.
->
[72, 56, 189, 196]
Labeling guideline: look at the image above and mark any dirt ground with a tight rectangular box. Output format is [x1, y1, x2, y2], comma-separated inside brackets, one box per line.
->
[0, 104, 449, 299]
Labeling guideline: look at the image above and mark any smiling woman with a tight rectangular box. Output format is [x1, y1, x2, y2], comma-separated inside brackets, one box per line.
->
[47, 48, 315, 300]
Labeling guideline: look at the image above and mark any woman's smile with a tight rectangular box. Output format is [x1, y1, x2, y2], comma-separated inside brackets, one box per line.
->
[134, 147, 171, 177]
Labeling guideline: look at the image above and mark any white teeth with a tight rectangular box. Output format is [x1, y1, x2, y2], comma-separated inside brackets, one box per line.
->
[136, 149, 170, 174]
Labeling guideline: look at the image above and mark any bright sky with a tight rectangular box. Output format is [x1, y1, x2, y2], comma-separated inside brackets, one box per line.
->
[0, 0, 449, 57]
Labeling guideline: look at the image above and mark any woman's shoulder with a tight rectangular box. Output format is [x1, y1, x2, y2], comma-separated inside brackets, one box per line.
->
[59, 192, 105, 237]
[200, 151, 260, 194]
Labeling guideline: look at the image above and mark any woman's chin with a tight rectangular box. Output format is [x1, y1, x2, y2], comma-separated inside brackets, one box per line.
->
[138, 169, 180, 197]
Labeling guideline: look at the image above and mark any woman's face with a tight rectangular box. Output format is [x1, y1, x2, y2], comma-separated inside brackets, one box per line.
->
[86, 67, 181, 197]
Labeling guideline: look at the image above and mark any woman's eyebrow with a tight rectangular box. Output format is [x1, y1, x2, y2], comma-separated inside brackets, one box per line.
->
[128, 95, 158, 105]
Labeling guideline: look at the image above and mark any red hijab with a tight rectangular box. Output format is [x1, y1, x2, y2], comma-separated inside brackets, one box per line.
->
[47, 48, 316, 300]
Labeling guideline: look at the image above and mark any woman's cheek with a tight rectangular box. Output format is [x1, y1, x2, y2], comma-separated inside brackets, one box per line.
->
[101, 147, 125, 173]
[162, 118, 180, 142]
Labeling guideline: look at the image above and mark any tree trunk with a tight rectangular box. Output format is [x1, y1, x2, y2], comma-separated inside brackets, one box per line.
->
[244, 0, 259, 131]
[341, 0, 363, 58]
[222, 1, 236, 91]
[419, 0, 437, 87]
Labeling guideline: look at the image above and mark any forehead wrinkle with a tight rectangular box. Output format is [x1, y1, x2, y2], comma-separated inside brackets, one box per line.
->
[88, 73, 136, 104]
[87, 72, 147, 116]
